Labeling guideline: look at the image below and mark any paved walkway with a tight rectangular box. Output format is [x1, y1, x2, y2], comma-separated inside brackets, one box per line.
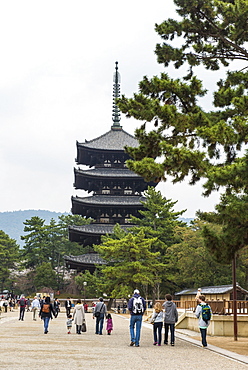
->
[0, 310, 247, 369]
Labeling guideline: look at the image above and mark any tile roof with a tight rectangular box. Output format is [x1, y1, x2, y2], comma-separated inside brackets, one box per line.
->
[72, 195, 145, 206]
[64, 253, 106, 265]
[78, 128, 138, 150]
[75, 167, 142, 178]
[175, 284, 248, 295]
[69, 223, 134, 235]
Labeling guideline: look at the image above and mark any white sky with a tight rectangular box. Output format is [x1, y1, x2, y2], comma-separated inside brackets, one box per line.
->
[0, 0, 222, 218]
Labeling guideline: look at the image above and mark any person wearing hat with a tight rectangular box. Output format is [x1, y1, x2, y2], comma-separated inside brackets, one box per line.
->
[93, 297, 107, 335]
[128, 289, 146, 347]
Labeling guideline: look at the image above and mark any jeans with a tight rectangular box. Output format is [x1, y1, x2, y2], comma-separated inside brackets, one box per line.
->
[130, 315, 142, 346]
[95, 313, 104, 334]
[200, 328, 207, 346]
[42, 316, 50, 333]
[164, 323, 175, 344]
[153, 322, 163, 345]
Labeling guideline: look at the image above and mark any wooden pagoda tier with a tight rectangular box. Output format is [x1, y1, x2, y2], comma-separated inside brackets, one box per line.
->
[73, 167, 151, 193]
[71, 194, 146, 222]
[68, 223, 134, 246]
[64, 253, 106, 273]
[76, 126, 138, 167]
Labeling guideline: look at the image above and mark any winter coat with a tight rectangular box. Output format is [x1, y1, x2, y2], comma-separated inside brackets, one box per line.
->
[39, 303, 56, 319]
[73, 304, 85, 325]
[163, 301, 178, 324]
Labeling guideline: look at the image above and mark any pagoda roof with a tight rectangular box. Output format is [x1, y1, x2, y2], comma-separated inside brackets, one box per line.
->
[175, 284, 248, 296]
[75, 167, 142, 179]
[72, 195, 145, 206]
[69, 223, 134, 236]
[64, 253, 106, 266]
[78, 127, 138, 151]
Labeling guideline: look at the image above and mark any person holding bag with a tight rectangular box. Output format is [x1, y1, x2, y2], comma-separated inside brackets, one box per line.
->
[73, 299, 86, 334]
[151, 302, 164, 346]
[93, 297, 107, 335]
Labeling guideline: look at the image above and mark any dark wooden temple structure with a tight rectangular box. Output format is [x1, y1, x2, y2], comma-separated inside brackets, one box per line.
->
[64, 63, 156, 272]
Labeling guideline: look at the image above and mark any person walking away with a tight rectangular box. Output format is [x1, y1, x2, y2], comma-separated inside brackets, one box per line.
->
[19, 296, 27, 321]
[3, 298, 8, 313]
[53, 298, 60, 318]
[67, 314, 73, 334]
[73, 299, 86, 334]
[39, 296, 56, 334]
[151, 302, 164, 346]
[195, 295, 212, 347]
[65, 297, 72, 317]
[128, 289, 146, 347]
[31, 296, 40, 320]
[26, 298, 31, 312]
[93, 297, 107, 335]
[106, 313, 113, 335]
[163, 294, 178, 346]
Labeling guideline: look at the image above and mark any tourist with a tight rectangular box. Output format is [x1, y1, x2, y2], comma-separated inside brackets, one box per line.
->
[195, 295, 212, 347]
[163, 294, 178, 346]
[128, 289, 146, 347]
[93, 297, 107, 335]
[66, 314, 73, 334]
[73, 299, 86, 334]
[39, 296, 56, 334]
[151, 302, 164, 346]
[18, 295, 27, 321]
[106, 313, 113, 335]
[31, 296, 40, 320]
[53, 298, 60, 318]
[65, 297, 72, 317]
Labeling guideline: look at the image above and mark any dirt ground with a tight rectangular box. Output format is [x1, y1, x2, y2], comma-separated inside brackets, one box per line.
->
[190, 335, 248, 356]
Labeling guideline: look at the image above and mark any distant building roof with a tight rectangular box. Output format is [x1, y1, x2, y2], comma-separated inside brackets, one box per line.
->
[175, 284, 248, 296]
[78, 128, 138, 151]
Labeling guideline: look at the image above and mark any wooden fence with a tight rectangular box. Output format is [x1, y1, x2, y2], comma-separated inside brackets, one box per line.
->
[172, 300, 248, 315]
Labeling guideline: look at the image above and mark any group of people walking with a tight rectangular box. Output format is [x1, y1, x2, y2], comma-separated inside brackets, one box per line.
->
[16, 290, 211, 347]
[128, 289, 211, 348]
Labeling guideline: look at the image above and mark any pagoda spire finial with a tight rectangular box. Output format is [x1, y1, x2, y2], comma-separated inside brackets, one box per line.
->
[112, 61, 121, 129]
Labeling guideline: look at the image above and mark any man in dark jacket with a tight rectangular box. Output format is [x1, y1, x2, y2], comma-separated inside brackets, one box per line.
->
[162, 294, 178, 346]
[93, 297, 107, 335]
[19, 296, 27, 321]
[39, 296, 56, 334]
[128, 289, 146, 347]
[65, 297, 72, 317]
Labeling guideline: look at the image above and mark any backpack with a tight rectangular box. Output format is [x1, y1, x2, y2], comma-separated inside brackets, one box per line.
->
[19, 298, 25, 306]
[42, 303, 50, 313]
[201, 304, 211, 322]
[132, 296, 144, 314]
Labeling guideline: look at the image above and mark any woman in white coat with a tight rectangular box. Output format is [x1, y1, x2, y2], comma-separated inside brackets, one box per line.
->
[73, 299, 85, 334]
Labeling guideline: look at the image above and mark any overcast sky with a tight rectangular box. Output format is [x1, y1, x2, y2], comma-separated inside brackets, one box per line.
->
[0, 0, 222, 218]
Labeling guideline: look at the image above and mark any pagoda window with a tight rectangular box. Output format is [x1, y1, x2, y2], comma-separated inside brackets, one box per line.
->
[124, 187, 133, 195]
[102, 186, 110, 194]
[104, 160, 111, 167]
[100, 217, 109, 223]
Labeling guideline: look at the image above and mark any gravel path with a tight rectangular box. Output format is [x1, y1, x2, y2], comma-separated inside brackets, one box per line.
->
[0, 310, 247, 369]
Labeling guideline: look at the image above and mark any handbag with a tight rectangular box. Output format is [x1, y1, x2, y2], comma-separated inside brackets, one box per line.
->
[82, 321, 87, 332]
[95, 303, 104, 318]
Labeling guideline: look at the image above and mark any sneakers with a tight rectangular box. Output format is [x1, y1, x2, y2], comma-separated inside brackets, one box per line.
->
[153, 342, 157, 345]
[158, 344, 161, 346]
[130, 341, 135, 346]
[135, 345, 140, 347]
[68, 331, 71, 334]
[164, 341, 168, 345]
[171, 343, 174, 346]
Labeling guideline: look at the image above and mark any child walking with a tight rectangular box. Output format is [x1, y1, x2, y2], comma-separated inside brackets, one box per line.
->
[151, 302, 164, 346]
[67, 314, 73, 334]
[106, 313, 113, 335]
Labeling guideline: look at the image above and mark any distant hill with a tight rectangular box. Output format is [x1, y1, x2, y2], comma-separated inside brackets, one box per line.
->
[0, 210, 193, 247]
[0, 210, 68, 246]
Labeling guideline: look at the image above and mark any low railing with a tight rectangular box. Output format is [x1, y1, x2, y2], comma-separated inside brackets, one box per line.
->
[173, 300, 248, 315]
